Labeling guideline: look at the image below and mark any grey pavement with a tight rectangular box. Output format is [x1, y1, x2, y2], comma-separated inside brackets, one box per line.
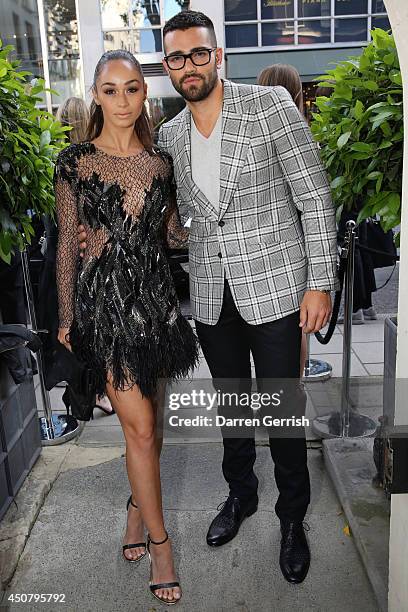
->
[4, 444, 379, 612]
[371, 265, 399, 315]
[1, 263, 398, 611]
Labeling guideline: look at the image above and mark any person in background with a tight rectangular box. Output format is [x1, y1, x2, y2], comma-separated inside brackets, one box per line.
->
[56, 97, 90, 144]
[337, 208, 378, 324]
[257, 64, 309, 376]
[258, 64, 304, 114]
[313, 85, 334, 106]
[55, 98, 115, 414]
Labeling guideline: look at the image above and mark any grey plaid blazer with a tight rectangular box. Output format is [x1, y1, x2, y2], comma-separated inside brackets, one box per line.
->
[158, 79, 339, 326]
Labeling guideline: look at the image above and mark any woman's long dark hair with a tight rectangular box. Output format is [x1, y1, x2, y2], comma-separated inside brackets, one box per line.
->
[86, 50, 153, 152]
[258, 64, 304, 114]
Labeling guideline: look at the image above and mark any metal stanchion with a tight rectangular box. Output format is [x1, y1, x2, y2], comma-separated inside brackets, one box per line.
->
[312, 220, 377, 438]
[21, 247, 80, 445]
[302, 333, 332, 381]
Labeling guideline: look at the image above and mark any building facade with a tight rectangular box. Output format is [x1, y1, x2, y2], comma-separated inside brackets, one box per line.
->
[0, 0, 391, 120]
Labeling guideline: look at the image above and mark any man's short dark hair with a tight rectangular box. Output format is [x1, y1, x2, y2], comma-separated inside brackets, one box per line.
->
[163, 10, 217, 48]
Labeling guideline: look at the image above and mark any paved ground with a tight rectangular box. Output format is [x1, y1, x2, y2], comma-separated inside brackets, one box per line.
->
[3, 443, 379, 612]
[371, 265, 399, 315]
[1, 264, 398, 611]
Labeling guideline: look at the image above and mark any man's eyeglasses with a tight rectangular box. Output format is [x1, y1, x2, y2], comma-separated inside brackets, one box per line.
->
[164, 48, 217, 71]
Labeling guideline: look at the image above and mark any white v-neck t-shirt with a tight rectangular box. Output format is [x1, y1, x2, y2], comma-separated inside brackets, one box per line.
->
[190, 112, 222, 214]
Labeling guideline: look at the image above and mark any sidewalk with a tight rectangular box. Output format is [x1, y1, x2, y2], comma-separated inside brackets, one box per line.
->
[2, 442, 379, 612]
[1, 266, 397, 611]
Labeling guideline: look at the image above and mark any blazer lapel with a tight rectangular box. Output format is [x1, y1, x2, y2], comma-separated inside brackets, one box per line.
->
[219, 82, 254, 219]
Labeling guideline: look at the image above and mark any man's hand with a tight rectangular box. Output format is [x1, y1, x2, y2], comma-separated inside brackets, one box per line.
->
[299, 290, 332, 333]
[78, 224, 87, 257]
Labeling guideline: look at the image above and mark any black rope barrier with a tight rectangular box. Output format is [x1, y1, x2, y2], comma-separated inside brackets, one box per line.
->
[314, 233, 398, 345]
[314, 255, 346, 345]
[337, 231, 400, 262]
[356, 242, 399, 261]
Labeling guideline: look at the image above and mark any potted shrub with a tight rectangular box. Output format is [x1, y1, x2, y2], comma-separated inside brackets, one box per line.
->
[311, 28, 402, 243]
[0, 39, 69, 263]
[310, 28, 402, 431]
[0, 39, 68, 519]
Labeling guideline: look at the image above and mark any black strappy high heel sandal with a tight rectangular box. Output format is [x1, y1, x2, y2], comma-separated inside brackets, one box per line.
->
[122, 495, 147, 563]
[147, 530, 182, 605]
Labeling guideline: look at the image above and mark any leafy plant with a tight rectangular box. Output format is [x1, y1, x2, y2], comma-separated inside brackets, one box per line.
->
[0, 40, 69, 263]
[311, 28, 403, 245]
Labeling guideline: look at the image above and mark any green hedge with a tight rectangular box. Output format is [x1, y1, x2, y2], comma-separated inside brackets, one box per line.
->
[0, 40, 69, 263]
[311, 28, 403, 244]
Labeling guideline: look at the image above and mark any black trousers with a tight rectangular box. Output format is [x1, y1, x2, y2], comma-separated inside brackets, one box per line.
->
[194, 279, 310, 522]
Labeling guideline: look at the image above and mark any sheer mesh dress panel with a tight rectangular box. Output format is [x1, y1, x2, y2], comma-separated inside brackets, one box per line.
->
[53, 142, 199, 398]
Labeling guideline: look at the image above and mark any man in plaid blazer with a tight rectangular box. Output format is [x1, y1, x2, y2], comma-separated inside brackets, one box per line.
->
[159, 80, 339, 326]
[159, 11, 339, 585]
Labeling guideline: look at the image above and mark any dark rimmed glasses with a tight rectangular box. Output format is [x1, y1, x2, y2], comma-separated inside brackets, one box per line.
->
[164, 47, 217, 71]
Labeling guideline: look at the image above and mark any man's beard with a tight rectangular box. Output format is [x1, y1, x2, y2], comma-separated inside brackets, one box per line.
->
[172, 68, 218, 102]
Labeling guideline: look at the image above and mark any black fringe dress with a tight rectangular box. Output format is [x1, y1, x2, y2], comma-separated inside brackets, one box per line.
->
[54, 141, 199, 398]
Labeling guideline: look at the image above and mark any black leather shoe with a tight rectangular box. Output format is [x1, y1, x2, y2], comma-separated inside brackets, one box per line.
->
[279, 520, 310, 584]
[206, 496, 258, 547]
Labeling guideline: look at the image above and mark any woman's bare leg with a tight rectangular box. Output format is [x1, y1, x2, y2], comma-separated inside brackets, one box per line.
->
[105, 378, 181, 603]
[116, 379, 166, 560]
[151, 378, 167, 457]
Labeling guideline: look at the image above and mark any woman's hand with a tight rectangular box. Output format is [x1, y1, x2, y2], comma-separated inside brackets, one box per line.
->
[58, 327, 72, 352]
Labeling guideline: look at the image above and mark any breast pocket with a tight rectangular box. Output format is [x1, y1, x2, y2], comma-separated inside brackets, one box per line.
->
[235, 168, 253, 197]
[257, 232, 281, 247]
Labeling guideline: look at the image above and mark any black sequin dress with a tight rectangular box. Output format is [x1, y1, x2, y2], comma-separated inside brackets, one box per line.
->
[54, 141, 199, 398]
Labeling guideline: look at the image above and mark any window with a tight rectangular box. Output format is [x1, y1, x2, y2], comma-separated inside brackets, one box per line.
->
[12, 13, 23, 56]
[225, 0, 257, 22]
[224, 0, 389, 50]
[298, 0, 330, 19]
[0, 0, 83, 110]
[371, 15, 390, 32]
[298, 20, 331, 44]
[100, 0, 190, 55]
[372, 0, 386, 12]
[334, 0, 368, 16]
[262, 0, 294, 20]
[225, 24, 258, 48]
[335, 17, 367, 42]
[0, 0, 43, 76]
[262, 22, 295, 46]
[103, 30, 134, 52]
[43, 0, 82, 104]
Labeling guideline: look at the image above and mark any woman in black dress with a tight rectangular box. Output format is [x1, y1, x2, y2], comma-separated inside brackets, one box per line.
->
[55, 50, 199, 605]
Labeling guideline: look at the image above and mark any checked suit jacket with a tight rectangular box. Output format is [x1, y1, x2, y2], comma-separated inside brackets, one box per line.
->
[158, 79, 340, 326]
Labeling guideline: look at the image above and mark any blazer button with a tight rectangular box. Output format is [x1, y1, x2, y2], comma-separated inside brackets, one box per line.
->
[218, 252, 222, 258]
[218, 220, 225, 227]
